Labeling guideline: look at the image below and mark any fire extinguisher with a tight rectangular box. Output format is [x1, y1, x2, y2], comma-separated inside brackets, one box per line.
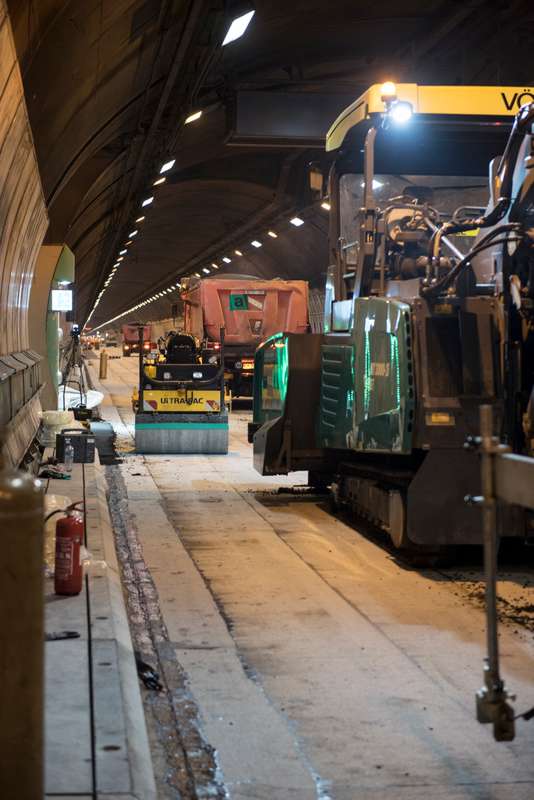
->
[45, 503, 85, 596]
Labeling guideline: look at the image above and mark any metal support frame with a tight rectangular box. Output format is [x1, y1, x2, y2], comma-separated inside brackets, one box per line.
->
[467, 405, 534, 740]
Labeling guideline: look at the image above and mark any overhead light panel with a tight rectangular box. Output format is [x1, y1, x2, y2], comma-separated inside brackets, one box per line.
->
[290, 216, 304, 227]
[251, 240, 262, 248]
[222, 257, 231, 263]
[267, 230, 277, 238]
[211, 263, 220, 269]
[160, 159, 175, 174]
[117, 256, 124, 261]
[185, 110, 202, 124]
[194, 272, 201, 277]
[141, 196, 154, 207]
[234, 249, 243, 256]
[125, 240, 133, 246]
[202, 267, 210, 274]
[128, 230, 138, 238]
[153, 177, 166, 186]
[222, 8, 255, 46]
[321, 201, 331, 211]
[119, 249, 127, 255]
[135, 216, 145, 223]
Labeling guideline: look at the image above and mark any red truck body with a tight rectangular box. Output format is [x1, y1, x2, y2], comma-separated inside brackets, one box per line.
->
[181, 277, 309, 396]
[121, 323, 153, 356]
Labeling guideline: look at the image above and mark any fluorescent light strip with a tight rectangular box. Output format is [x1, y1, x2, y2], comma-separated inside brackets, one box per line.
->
[141, 196, 154, 207]
[290, 216, 304, 227]
[251, 240, 262, 248]
[160, 159, 175, 173]
[267, 230, 277, 238]
[185, 110, 202, 124]
[153, 177, 166, 186]
[222, 10, 255, 46]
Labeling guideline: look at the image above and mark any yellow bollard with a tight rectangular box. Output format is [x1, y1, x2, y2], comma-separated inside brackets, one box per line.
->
[0, 457, 45, 799]
[99, 349, 108, 379]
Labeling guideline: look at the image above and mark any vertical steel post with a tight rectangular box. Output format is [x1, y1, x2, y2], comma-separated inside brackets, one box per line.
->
[99, 349, 108, 380]
[479, 404, 500, 687]
[138, 325, 144, 413]
[0, 459, 45, 798]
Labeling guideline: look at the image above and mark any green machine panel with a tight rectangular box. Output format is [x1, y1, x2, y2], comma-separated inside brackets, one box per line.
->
[319, 342, 354, 448]
[253, 333, 290, 426]
[351, 297, 414, 453]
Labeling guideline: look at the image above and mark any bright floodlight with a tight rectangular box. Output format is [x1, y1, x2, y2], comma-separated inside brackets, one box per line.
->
[222, 256, 231, 263]
[251, 240, 262, 248]
[160, 159, 175, 173]
[185, 110, 202, 124]
[222, 9, 255, 46]
[290, 216, 304, 227]
[141, 196, 154, 207]
[390, 101, 413, 124]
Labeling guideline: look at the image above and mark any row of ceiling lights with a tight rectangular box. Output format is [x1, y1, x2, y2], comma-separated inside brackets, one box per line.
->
[84, 3, 256, 330]
[92, 200, 331, 333]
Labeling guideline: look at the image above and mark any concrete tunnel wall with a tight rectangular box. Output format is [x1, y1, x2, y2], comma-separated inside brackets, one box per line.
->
[0, 1, 50, 467]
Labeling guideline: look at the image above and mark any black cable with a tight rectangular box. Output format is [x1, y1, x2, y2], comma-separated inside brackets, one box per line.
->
[421, 227, 523, 299]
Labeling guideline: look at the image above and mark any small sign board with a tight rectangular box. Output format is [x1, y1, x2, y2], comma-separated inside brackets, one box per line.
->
[230, 294, 248, 310]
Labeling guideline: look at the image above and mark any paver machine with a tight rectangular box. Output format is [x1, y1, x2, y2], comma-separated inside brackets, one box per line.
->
[250, 82, 534, 550]
[133, 326, 228, 454]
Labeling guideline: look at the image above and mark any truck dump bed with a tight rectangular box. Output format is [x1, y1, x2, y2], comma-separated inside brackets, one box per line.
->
[183, 278, 309, 345]
[122, 324, 152, 344]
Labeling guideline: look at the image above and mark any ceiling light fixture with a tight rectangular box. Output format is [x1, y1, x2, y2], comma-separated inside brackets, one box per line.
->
[202, 267, 210, 274]
[119, 249, 127, 255]
[128, 230, 138, 237]
[211, 263, 219, 269]
[267, 230, 278, 238]
[234, 249, 243, 256]
[135, 216, 145, 223]
[290, 216, 304, 227]
[222, 6, 255, 46]
[141, 196, 154, 207]
[185, 110, 202, 124]
[153, 177, 166, 186]
[321, 201, 331, 211]
[222, 256, 231, 263]
[251, 240, 262, 248]
[160, 159, 176, 174]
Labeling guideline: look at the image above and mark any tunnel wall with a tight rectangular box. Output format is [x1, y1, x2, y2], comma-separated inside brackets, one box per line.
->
[0, 1, 48, 467]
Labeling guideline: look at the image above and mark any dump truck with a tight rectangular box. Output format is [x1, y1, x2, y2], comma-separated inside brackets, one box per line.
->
[181, 276, 309, 396]
[121, 323, 152, 357]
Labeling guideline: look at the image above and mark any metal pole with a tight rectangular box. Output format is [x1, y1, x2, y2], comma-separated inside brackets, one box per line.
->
[0, 459, 45, 798]
[99, 349, 108, 380]
[138, 325, 145, 413]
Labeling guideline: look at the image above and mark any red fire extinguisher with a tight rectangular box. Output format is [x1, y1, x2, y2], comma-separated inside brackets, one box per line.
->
[54, 508, 84, 596]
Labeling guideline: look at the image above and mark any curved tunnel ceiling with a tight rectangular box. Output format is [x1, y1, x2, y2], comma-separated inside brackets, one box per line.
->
[7, 0, 534, 328]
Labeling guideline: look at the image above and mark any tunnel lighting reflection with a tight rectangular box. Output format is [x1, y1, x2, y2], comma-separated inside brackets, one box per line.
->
[267, 230, 278, 238]
[160, 159, 176, 173]
[185, 110, 202, 124]
[222, 257, 231, 263]
[251, 240, 262, 248]
[222, 9, 255, 46]
[321, 201, 331, 211]
[153, 177, 166, 186]
[234, 249, 243, 256]
[135, 216, 145, 223]
[290, 217, 304, 227]
[141, 196, 154, 207]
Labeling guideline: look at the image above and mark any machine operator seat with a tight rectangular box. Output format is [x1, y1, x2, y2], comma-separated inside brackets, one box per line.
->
[165, 332, 198, 364]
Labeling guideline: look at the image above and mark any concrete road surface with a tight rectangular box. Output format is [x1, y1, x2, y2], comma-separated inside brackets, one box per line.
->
[90, 353, 534, 800]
